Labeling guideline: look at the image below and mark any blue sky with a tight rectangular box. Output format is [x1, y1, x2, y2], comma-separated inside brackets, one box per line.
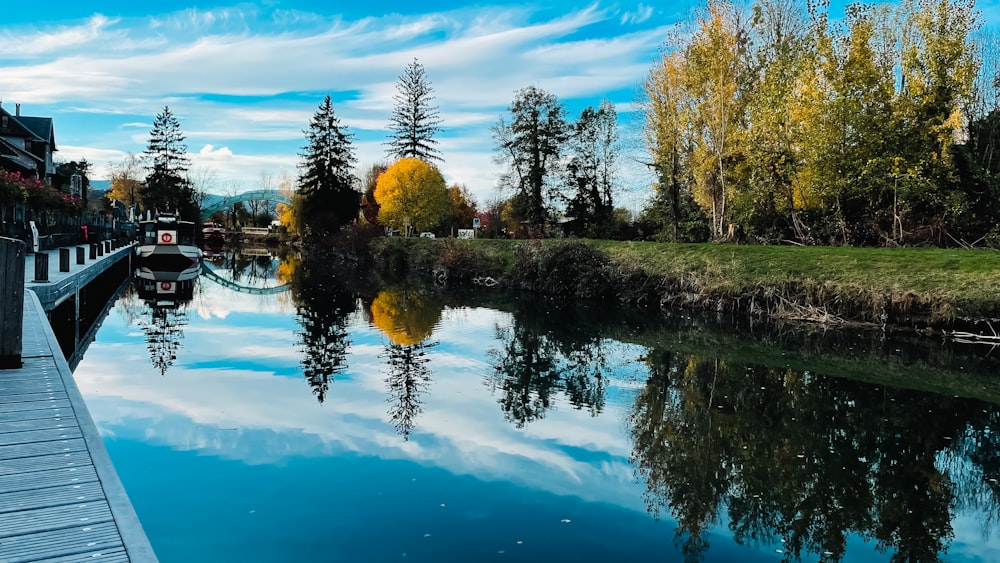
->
[2, 1, 998, 207]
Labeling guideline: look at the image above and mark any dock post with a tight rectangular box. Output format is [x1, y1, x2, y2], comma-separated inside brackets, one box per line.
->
[0, 237, 26, 369]
[33, 251, 49, 283]
[59, 247, 71, 272]
[97, 242, 104, 257]
[90, 243, 97, 260]
[76, 246, 86, 264]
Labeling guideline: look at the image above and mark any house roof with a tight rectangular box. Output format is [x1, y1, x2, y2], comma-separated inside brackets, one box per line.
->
[0, 106, 57, 151]
[16, 116, 56, 150]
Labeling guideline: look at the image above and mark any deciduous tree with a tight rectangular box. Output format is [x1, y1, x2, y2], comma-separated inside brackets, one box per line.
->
[105, 153, 143, 212]
[443, 183, 477, 233]
[374, 157, 450, 234]
[565, 100, 619, 237]
[493, 86, 570, 233]
[683, 0, 752, 239]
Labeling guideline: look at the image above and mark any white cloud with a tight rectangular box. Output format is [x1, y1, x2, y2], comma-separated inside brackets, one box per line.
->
[0, 14, 119, 57]
[3, 3, 674, 206]
[198, 144, 234, 160]
[621, 4, 655, 25]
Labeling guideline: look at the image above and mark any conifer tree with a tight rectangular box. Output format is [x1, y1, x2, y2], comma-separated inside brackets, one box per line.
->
[143, 106, 196, 216]
[386, 59, 443, 162]
[298, 95, 359, 237]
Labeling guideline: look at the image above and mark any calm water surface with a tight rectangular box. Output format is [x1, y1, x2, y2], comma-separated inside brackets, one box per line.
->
[70, 251, 1000, 562]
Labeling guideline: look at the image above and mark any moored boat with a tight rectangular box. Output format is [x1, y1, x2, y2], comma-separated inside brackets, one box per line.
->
[136, 213, 202, 263]
[203, 222, 226, 245]
[134, 261, 200, 308]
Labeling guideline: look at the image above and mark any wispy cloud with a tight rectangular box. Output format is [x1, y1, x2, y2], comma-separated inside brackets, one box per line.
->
[0, 14, 119, 57]
[621, 4, 655, 25]
[1, 2, 675, 201]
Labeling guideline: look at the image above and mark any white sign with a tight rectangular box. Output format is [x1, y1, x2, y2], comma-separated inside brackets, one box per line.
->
[157, 281, 176, 294]
[472, 217, 480, 229]
[457, 229, 475, 239]
[159, 230, 177, 244]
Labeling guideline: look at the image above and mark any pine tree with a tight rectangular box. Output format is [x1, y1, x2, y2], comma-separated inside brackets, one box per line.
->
[298, 95, 359, 236]
[142, 106, 196, 217]
[386, 59, 443, 162]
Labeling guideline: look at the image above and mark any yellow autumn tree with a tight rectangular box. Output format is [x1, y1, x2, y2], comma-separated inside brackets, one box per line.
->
[274, 171, 300, 234]
[370, 289, 443, 346]
[683, 0, 751, 238]
[374, 157, 450, 234]
[105, 153, 144, 209]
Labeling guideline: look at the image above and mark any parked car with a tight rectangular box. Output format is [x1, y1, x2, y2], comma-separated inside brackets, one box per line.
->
[420, 232, 436, 238]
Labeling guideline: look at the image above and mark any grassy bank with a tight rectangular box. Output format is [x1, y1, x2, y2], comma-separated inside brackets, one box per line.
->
[370, 237, 1000, 328]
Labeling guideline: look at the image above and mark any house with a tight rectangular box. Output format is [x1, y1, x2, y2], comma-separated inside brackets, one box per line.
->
[0, 102, 57, 183]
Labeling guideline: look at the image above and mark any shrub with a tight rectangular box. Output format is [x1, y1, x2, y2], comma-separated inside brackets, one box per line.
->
[512, 241, 615, 302]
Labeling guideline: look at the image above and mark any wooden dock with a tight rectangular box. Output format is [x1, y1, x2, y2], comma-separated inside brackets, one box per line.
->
[1, 251, 156, 561]
[26, 243, 134, 312]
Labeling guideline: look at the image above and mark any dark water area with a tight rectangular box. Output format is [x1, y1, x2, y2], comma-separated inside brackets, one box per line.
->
[65, 249, 1000, 562]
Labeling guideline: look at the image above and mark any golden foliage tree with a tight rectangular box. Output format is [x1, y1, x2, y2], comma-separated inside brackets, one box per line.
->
[683, 0, 752, 238]
[374, 157, 450, 234]
[443, 183, 477, 232]
[105, 153, 144, 208]
[274, 170, 301, 234]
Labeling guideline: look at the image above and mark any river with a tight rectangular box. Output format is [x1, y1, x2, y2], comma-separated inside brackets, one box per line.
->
[68, 249, 1000, 562]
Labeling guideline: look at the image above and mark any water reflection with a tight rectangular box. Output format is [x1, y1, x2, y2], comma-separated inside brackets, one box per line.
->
[133, 259, 199, 376]
[628, 351, 1000, 562]
[488, 303, 612, 428]
[368, 288, 442, 440]
[286, 252, 356, 403]
[201, 246, 291, 295]
[72, 256, 1000, 562]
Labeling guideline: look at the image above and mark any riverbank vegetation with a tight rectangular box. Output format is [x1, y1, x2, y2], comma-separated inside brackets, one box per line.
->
[370, 237, 1000, 329]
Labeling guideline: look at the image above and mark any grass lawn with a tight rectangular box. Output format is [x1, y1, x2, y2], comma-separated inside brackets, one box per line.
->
[375, 237, 1000, 320]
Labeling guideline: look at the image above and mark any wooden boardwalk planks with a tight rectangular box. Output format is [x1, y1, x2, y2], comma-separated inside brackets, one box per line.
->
[0, 291, 156, 562]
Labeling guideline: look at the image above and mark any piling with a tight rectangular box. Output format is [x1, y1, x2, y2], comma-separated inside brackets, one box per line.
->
[33, 251, 49, 283]
[59, 247, 71, 272]
[0, 237, 26, 368]
[77, 245, 86, 265]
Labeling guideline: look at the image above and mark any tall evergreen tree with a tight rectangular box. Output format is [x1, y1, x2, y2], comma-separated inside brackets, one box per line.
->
[298, 95, 359, 237]
[492, 85, 570, 233]
[143, 106, 196, 217]
[386, 59, 443, 162]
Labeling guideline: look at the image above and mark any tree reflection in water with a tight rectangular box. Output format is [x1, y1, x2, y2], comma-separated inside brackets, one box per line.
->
[143, 306, 188, 376]
[487, 303, 612, 428]
[369, 288, 442, 440]
[289, 252, 356, 403]
[110, 257, 1000, 559]
[628, 348, 1000, 562]
[129, 264, 197, 377]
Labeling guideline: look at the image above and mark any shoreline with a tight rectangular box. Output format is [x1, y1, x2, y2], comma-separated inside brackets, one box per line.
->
[367, 237, 1000, 336]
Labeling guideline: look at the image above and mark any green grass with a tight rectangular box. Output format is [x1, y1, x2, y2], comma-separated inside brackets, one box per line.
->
[375, 237, 1000, 320]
